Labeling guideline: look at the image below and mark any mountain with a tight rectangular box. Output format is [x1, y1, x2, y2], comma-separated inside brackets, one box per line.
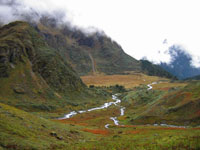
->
[140, 60, 177, 79]
[160, 46, 200, 79]
[185, 74, 200, 80]
[0, 21, 109, 112]
[33, 16, 175, 78]
[0, 21, 199, 150]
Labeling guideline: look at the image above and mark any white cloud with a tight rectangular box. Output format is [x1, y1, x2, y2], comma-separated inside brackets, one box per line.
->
[1, 0, 200, 67]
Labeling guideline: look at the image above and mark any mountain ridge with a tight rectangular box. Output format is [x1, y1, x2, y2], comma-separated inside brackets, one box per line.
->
[34, 17, 175, 79]
[0, 21, 109, 112]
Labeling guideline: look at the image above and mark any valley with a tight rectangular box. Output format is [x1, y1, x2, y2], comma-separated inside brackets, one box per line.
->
[1, 72, 200, 149]
[0, 21, 200, 150]
[53, 76, 200, 149]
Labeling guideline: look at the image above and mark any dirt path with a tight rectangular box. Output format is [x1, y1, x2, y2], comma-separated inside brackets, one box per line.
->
[89, 53, 97, 74]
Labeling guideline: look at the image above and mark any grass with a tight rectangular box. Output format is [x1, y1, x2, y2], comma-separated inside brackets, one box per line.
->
[1, 21, 200, 150]
[0, 102, 89, 150]
[0, 22, 114, 115]
[117, 79, 200, 126]
[1, 101, 199, 150]
[1, 75, 200, 149]
[68, 125, 200, 150]
[81, 74, 169, 88]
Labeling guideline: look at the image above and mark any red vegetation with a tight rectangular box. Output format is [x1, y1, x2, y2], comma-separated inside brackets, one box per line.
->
[82, 128, 110, 135]
[191, 128, 200, 130]
[196, 110, 200, 116]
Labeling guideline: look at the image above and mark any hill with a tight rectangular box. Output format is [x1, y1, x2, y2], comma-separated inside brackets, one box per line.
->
[1, 20, 199, 150]
[0, 21, 109, 112]
[121, 81, 200, 126]
[33, 16, 175, 79]
[0, 102, 84, 149]
[141, 60, 176, 79]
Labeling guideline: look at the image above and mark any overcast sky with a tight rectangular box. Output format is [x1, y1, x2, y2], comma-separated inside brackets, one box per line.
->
[1, 0, 200, 67]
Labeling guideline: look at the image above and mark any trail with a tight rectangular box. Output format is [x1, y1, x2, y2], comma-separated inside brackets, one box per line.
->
[89, 53, 96, 74]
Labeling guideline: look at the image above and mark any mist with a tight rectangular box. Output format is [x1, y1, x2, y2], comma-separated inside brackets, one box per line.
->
[0, 0, 200, 68]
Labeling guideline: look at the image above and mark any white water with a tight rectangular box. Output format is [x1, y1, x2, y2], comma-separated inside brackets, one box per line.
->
[105, 106, 126, 128]
[61, 111, 77, 119]
[58, 94, 126, 128]
[147, 82, 158, 90]
[59, 81, 157, 127]
[120, 107, 125, 116]
[78, 110, 87, 113]
[59, 94, 122, 120]
[59, 82, 168, 129]
[110, 117, 119, 125]
[105, 124, 110, 128]
[153, 123, 187, 128]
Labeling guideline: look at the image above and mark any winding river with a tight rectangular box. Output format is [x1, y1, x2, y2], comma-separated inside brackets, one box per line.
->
[59, 83, 155, 128]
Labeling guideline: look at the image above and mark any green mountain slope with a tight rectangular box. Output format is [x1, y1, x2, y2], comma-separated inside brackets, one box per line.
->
[0, 21, 109, 112]
[141, 60, 177, 79]
[34, 17, 174, 78]
[121, 81, 200, 126]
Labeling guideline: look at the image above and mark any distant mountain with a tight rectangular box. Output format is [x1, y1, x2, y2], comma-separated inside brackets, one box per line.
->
[160, 46, 200, 79]
[185, 74, 200, 80]
[140, 60, 177, 79]
[34, 16, 174, 79]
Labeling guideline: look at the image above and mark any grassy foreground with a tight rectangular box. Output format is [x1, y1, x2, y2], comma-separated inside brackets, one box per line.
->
[1, 101, 200, 150]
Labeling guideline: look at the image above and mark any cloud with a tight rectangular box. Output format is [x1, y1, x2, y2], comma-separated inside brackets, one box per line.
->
[0, 0, 200, 68]
[0, 0, 66, 24]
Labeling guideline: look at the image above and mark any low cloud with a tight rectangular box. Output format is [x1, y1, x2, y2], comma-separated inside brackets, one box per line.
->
[1, 0, 200, 68]
[0, 0, 102, 36]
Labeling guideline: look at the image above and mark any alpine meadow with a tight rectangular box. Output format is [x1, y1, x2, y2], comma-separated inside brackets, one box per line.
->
[0, 1, 200, 150]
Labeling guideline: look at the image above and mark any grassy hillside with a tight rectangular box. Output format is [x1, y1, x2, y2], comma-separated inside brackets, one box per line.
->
[1, 101, 200, 150]
[0, 65, 200, 149]
[0, 20, 199, 150]
[121, 81, 200, 126]
[34, 17, 175, 79]
[0, 21, 110, 113]
[0, 102, 93, 150]
[141, 60, 177, 79]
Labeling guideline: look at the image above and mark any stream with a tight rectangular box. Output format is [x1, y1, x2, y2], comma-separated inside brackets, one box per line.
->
[59, 83, 155, 128]
[58, 94, 124, 128]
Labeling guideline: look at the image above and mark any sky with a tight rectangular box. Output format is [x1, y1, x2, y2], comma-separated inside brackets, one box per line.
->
[0, 0, 200, 67]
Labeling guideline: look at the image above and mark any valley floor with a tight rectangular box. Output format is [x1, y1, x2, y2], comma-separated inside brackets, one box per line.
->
[1, 74, 200, 150]
[53, 75, 200, 150]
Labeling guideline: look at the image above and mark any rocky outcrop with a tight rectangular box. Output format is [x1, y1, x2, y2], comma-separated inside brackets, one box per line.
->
[0, 21, 85, 92]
